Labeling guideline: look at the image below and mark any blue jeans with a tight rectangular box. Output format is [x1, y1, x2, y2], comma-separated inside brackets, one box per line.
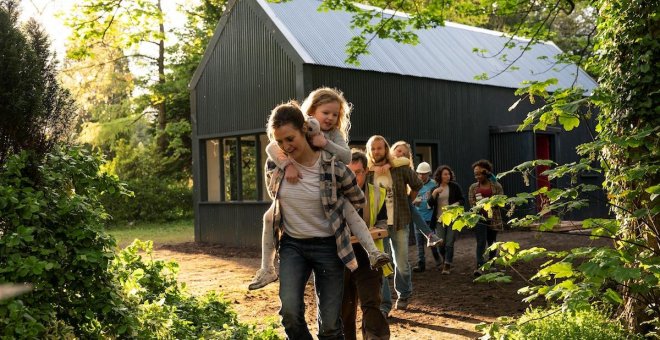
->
[380, 226, 412, 314]
[279, 234, 345, 340]
[436, 221, 456, 265]
[414, 221, 440, 266]
[475, 222, 498, 268]
[410, 201, 433, 235]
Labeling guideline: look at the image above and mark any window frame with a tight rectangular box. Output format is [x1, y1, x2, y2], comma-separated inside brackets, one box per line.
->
[201, 132, 268, 203]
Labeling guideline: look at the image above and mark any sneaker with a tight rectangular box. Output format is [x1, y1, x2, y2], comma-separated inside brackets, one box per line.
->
[248, 267, 278, 290]
[412, 264, 425, 273]
[395, 298, 409, 310]
[473, 269, 483, 277]
[368, 251, 392, 269]
[441, 264, 451, 275]
[381, 310, 390, 319]
[427, 233, 444, 247]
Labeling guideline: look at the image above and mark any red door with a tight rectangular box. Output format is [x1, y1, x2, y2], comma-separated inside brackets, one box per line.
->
[536, 135, 551, 213]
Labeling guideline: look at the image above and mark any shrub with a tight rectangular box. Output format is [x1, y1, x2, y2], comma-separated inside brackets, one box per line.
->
[478, 306, 641, 339]
[101, 139, 192, 223]
[0, 147, 279, 339]
[111, 240, 280, 339]
[0, 146, 135, 337]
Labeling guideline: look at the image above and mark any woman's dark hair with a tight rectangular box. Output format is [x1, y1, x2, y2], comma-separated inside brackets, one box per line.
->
[471, 159, 493, 173]
[267, 100, 305, 140]
[433, 165, 455, 183]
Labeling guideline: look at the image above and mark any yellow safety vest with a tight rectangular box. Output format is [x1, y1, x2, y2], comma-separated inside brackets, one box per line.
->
[365, 184, 394, 277]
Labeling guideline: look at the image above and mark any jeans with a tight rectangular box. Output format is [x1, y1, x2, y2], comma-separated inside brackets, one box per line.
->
[342, 244, 389, 340]
[475, 222, 498, 268]
[380, 226, 412, 314]
[279, 234, 345, 340]
[414, 221, 440, 266]
[436, 221, 457, 265]
[410, 201, 433, 235]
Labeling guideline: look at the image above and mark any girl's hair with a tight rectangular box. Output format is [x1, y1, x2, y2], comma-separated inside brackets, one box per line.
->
[390, 140, 414, 169]
[366, 135, 394, 168]
[266, 100, 306, 141]
[471, 159, 493, 173]
[300, 87, 352, 141]
[433, 165, 456, 184]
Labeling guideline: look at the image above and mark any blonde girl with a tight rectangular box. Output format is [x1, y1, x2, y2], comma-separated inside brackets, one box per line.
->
[249, 88, 390, 290]
[389, 142, 443, 250]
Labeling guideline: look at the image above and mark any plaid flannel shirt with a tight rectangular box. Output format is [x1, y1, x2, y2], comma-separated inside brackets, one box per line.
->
[366, 165, 423, 231]
[265, 151, 365, 271]
[468, 181, 504, 231]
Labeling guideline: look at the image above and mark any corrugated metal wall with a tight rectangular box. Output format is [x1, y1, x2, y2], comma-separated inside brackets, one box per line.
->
[193, 0, 298, 137]
[198, 203, 271, 246]
[304, 65, 523, 194]
[490, 131, 535, 217]
[191, 0, 300, 244]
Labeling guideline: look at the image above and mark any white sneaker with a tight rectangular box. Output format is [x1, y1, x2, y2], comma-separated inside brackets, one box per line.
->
[368, 251, 392, 269]
[248, 267, 278, 290]
[427, 233, 444, 247]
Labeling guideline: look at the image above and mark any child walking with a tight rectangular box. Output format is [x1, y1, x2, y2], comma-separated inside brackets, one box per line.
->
[249, 88, 391, 290]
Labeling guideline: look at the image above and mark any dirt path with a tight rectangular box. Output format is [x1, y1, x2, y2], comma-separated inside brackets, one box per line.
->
[153, 230, 606, 339]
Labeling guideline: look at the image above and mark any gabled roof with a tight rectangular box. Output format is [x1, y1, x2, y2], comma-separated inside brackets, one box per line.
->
[258, 0, 597, 92]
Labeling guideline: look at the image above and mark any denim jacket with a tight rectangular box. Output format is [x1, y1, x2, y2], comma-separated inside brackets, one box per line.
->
[266, 151, 365, 271]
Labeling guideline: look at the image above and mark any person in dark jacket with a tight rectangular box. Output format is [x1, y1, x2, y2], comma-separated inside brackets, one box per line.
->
[428, 165, 465, 274]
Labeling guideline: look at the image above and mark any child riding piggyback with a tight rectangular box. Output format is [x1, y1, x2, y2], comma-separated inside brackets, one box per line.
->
[249, 87, 391, 290]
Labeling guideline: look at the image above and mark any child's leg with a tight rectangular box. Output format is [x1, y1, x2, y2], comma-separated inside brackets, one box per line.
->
[260, 204, 277, 270]
[342, 202, 380, 254]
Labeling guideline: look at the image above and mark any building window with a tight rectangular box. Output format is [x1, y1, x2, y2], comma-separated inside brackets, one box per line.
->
[206, 139, 221, 202]
[203, 133, 270, 202]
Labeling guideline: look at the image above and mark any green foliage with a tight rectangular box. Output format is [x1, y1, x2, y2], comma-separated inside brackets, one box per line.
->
[0, 0, 75, 163]
[110, 240, 280, 339]
[0, 147, 279, 338]
[0, 146, 134, 338]
[101, 137, 193, 223]
[477, 306, 640, 339]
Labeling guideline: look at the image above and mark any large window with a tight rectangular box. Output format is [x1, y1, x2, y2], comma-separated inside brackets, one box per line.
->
[203, 133, 270, 202]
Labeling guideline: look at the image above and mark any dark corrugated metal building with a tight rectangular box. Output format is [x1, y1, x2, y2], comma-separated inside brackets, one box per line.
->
[189, 0, 602, 246]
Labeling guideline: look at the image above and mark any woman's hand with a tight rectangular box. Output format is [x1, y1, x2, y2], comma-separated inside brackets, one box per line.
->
[284, 164, 302, 184]
[432, 187, 444, 197]
[310, 133, 328, 148]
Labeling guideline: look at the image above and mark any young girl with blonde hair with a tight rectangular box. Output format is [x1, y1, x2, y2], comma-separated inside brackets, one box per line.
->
[249, 88, 391, 290]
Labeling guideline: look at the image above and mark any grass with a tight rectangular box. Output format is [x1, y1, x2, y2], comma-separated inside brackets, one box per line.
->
[108, 219, 194, 248]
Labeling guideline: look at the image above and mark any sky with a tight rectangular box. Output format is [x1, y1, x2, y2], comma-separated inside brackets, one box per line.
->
[19, 0, 192, 64]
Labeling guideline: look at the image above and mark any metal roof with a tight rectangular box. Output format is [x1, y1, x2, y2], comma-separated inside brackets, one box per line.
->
[257, 0, 597, 92]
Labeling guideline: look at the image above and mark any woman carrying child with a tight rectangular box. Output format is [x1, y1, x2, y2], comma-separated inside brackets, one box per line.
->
[249, 87, 390, 291]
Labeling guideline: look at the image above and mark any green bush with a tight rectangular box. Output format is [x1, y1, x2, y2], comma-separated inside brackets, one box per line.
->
[479, 306, 640, 340]
[0, 146, 135, 337]
[101, 139, 192, 223]
[0, 147, 278, 339]
[111, 240, 280, 339]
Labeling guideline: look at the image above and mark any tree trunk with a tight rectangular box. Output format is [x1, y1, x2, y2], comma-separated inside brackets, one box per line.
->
[156, 0, 168, 152]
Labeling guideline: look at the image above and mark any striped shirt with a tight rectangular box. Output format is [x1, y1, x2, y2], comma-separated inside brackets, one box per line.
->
[266, 151, 365, 271]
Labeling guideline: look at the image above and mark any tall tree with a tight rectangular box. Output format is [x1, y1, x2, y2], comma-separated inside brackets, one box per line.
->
[0, 0, 74, 163]
[64, 0, 168, 150]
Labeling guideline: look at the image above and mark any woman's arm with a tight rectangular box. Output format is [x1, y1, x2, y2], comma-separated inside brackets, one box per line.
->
[468, 183, 477, 207]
